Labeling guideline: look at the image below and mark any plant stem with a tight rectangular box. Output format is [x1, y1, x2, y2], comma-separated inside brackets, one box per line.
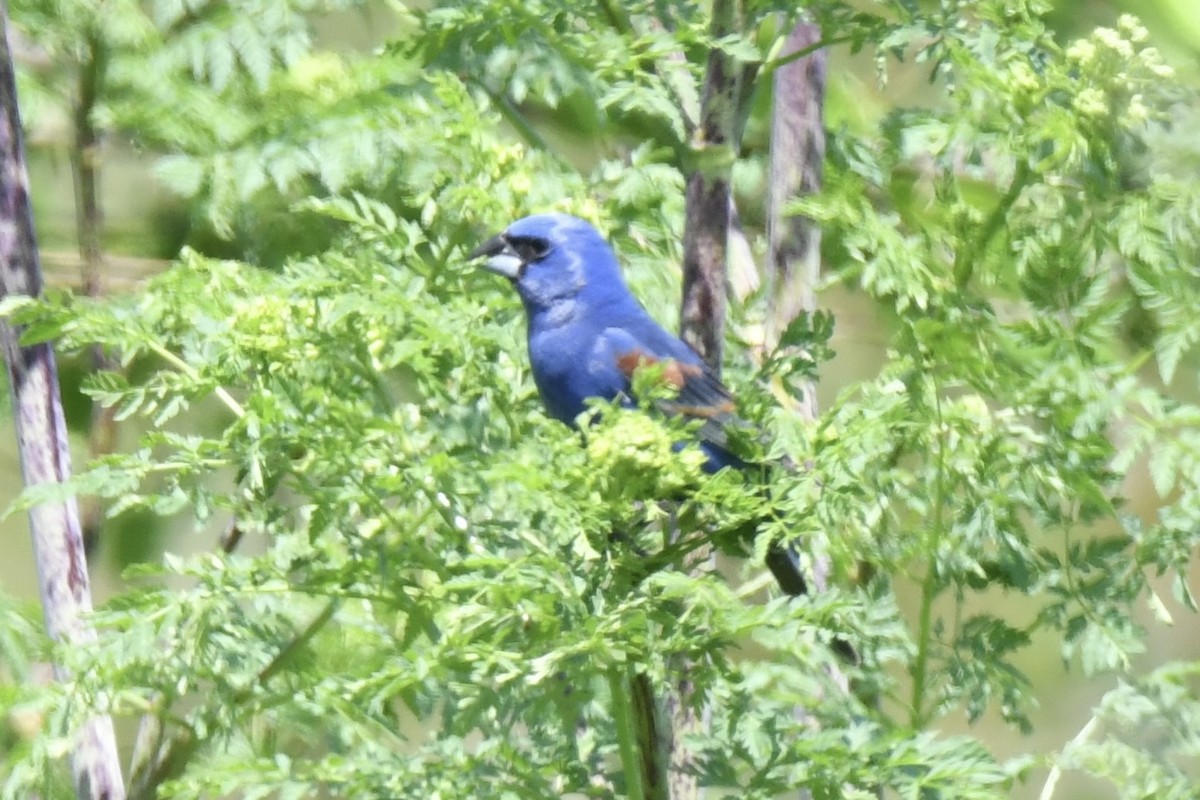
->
[953, 159, 1031, 287]
[761, 35, 855, 74]
[71, 29, 117, 552]
[145, 340, 246, 418]
[596, 0, 632, 36]
[671, 6, 756, 797]
[609, 665, 648, 800]
[911, 387, 946, 728]
[257, 598, 340, 683]
[910, 554, 938, 727]
[71, 30, 106, 301]
[1038, 715, 1099, 800]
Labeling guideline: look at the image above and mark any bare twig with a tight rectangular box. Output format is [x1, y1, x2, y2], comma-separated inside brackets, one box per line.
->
[0, 9, 125, 799]
[1039, 715, 1099, 800]
[69, 28, 120, 553]
[71, 30, 106, 304]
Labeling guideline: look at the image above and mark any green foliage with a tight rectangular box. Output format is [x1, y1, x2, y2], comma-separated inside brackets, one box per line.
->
[3, 1, 1200, 798]
[790, 5, 1200, 698]
[1046, 661, 1200, 799]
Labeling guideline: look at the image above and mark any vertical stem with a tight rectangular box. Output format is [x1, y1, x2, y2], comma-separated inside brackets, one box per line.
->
[910, 388, 945, 728]
[0, 10, 125, 800]
[71, 31, 105, 300]
[679, 0, 748, 368]
[663, 661, 705, 800]
[1039, 715, 1100, 800]
[69, 29, 117, 552]
[631, 670, 668, 800]
[609, 666, 648, 800]
[910, 560, 938, 727]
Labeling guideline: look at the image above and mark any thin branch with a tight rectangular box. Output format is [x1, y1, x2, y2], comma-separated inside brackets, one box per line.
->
[953, 159, 1031, 287]
[910, 387, 945, 728]
[0, 9, 125, 799]
[257, 598, 340, 683]
[144, 340, 245, 418]
[1038, 715, 1100, 800]
[763, 35, 859, 75]
[466, 77, 578, 172]
[70, 27, 118, 553]
[761, 35, 854, 75]
[596, 0, 633, 36]
[71, 29, 106, 300]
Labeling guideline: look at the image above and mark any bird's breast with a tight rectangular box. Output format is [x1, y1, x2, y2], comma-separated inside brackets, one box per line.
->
[527, 325, 623, 425]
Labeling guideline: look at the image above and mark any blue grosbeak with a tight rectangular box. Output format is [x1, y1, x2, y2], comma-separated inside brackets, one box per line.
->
[470, 212, 807, 596]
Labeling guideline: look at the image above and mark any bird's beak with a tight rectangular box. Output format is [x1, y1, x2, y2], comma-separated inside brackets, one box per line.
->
[468, 233, 523, 280]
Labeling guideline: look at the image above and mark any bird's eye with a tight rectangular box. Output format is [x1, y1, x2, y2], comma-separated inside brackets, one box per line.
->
[508, 236, 551, 263]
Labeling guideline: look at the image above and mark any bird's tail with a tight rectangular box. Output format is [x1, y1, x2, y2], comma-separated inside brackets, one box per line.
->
[764, 537, 858, 663]
[765, 543, 808, 596]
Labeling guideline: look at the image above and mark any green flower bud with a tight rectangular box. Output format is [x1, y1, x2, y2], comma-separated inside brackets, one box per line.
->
[1072, 87, 1109, 118]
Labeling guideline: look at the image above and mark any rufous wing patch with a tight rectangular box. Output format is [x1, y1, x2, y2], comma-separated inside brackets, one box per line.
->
[616, 350, 703, 389]
[668, 401, 736, 418]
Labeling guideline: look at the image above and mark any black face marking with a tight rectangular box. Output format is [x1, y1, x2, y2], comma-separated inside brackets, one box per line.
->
[507, 235, 551, 264]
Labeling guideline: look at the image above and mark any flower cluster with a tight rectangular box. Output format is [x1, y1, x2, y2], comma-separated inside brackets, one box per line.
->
[1065, 14, 1176, 127]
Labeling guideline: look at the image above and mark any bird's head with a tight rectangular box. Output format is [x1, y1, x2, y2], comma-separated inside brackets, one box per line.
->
[469, 213, 629, 316]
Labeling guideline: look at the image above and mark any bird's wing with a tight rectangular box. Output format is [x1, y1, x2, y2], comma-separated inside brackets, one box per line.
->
[596, 326, 740, 457]
[596, 326, 815, 600]
[597, 325, 813, 597]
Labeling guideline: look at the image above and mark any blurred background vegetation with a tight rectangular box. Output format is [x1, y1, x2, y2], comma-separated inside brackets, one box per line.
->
[1, 0, 1198, 797]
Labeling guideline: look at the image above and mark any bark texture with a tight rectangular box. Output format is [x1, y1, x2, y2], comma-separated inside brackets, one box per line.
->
[0, 10, 125, 799]
[767, 21, 827, 426]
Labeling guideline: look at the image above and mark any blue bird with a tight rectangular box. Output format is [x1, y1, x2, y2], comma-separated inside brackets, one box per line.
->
[470, 212, 808, 596]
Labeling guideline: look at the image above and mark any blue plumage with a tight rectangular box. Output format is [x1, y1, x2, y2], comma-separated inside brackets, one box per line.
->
[471, 212, 806, 594]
